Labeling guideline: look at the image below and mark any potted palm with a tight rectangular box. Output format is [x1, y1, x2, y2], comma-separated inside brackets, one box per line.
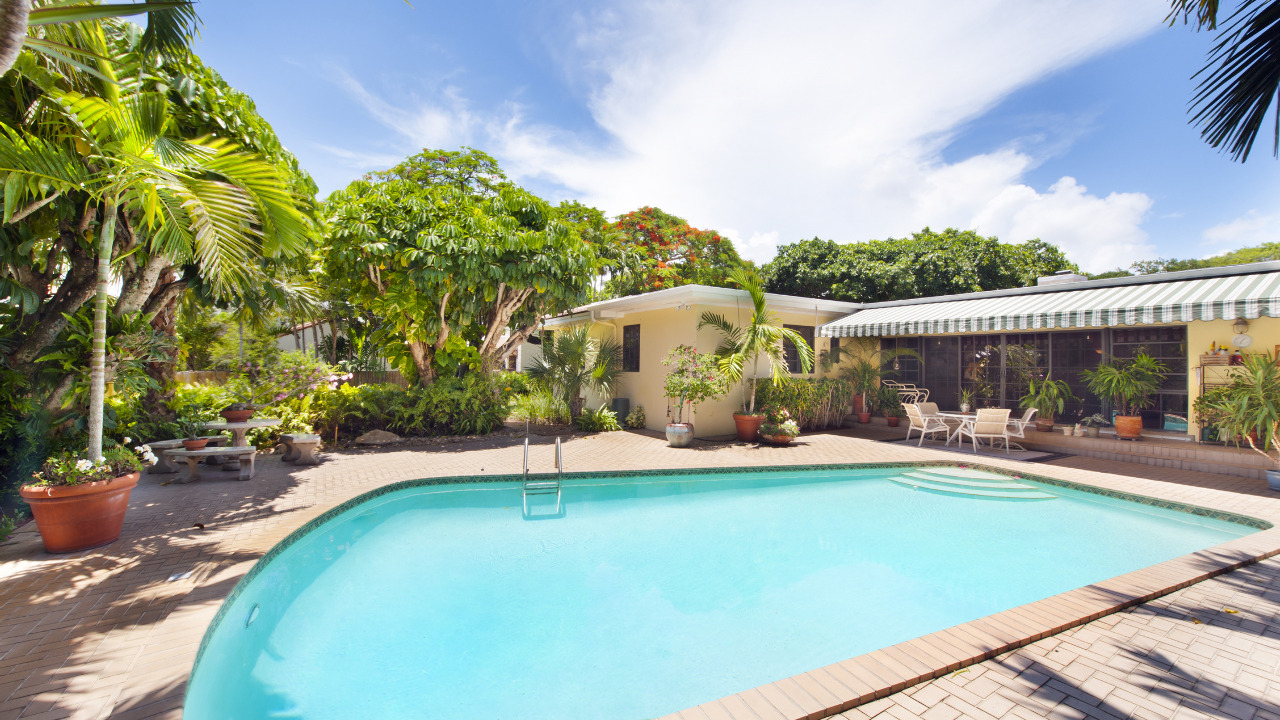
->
[1081, 353, 1167, 440]
[879, 385, 903, 427]
[661, 345, 730, 447]
[1019, 375, 1076, 432]
[839, 343, 921, 423]
[699, 268, 812, 441]
[1199, 353, 1280, 489]
[20, 441, 157, 553]
[760, 407, 801, 445]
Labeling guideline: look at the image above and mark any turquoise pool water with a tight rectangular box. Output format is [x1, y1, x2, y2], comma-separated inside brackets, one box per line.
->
[185, 466, 1257, 720]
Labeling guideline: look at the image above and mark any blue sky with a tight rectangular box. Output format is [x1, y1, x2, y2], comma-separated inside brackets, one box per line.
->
[192, 0, 1278, 273]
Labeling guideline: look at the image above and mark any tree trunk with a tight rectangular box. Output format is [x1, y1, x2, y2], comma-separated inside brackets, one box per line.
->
[328, 318, 339, 364]
[11, 238, 98, 368]
[0, 0, 31, 78]
[406, 339, 437, 385]
[87, 200, 118, 461]
[310, 321, 322, 358]
[139, 276, 186, 424]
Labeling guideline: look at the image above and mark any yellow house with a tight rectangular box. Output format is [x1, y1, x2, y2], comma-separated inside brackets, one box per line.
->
[818, 262, 1280, 439]
[535, 286, 860, 437]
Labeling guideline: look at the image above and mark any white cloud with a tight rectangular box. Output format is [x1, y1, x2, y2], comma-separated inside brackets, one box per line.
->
[332, 0, 1167, 272]
[1203, 210, 1280, 249]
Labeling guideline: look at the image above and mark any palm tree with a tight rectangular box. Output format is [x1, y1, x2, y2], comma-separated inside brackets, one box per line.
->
[698, 267, 813, 415]
[0, 43, 310, 460]
[0, 0, 196, 78]
[526, 324, 623, 418]
[1169, 0, 1280, 161]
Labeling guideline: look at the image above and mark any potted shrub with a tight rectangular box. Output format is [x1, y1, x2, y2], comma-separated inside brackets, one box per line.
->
[1079, 413, 1109, 438]
[1197, 353, 1280, 489]
[760, 407, 800, 445]
[175, 407, 211, 450]
[1081, 353, 1167, 440]
[661, 345, 729, 447]
[1019, 375, 1076, 432]
[221, 402, 255, 423]
[958, 388, 974, 414]
[20, 442, 157, 553]
[699, 268, 813, 441]
[879, 385, 903, 427]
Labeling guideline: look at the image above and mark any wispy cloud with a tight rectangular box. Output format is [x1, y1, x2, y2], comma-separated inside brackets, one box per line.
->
[1203, 210, 1280, 248]
[330, 0, 1166, 272]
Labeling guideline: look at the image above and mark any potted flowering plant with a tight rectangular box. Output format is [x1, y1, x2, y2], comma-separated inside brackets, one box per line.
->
[760, 407, 801, 445]
[662, 345, 730, 447]
[20, 441, 157, 553]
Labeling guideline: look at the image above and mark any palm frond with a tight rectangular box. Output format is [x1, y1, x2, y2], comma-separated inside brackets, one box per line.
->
[1188, 0, 1280, 160]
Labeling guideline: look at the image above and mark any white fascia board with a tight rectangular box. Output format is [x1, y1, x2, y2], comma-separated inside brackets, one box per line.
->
[571, 284, 860, 319]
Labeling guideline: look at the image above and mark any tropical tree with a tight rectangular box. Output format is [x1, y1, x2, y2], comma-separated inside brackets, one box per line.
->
[526, 324, 623, 418]
[0, 31, 311, 459]
[697, 267, 813, 415]
[1169, 0, 1280, 161]
[762, 229, 1077, 302]
[322, 148, 598, 383]
[604, 206, 748, 297]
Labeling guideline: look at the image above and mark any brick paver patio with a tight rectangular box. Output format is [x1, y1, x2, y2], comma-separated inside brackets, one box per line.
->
[2, 429, 1279, 720]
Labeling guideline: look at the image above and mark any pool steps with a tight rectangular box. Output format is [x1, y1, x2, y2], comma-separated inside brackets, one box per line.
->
[892, 468, 1058, 501]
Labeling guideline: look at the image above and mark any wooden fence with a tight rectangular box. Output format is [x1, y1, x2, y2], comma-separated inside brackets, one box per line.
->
[175, 369, 407, 387]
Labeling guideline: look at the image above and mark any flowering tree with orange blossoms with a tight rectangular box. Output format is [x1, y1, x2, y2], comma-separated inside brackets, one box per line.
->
[604, 207, 748, 297]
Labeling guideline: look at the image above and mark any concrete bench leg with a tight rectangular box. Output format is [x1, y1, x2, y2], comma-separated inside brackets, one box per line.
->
[180, 456, 202, 484]
[149, 450, 180, 474]
[281, 438, 299, 463]
[294, 442, 320, 465]
[237, 453, 255, 481]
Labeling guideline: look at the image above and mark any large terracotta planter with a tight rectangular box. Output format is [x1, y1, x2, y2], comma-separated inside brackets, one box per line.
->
[1034, 416, 1055, 432]
[761, 434, 795, 446]
[20, 472, 139, 553]
[221, 409, 253, 423]
[732, 413, 764, 442]
[665, 423, 694, 448]
[856, 412, 871, 423]
[886, 416, 901, 428]
[1114, 415, 1143, 440]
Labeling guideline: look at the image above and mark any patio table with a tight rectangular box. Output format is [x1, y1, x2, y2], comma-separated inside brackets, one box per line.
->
[935, 411, 975, 446]
[202, 418, 281, 468]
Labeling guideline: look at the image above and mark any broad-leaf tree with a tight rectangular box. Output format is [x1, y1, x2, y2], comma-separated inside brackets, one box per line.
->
[323, 149, 598, 384]
[605, 206, 747, 297]
[762, 229, 1077, 303]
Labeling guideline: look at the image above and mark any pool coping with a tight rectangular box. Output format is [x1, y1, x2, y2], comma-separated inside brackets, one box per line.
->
[183, 460, 1280, 719]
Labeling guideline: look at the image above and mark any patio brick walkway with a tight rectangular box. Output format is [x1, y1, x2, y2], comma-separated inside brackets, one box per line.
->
[2, 429, 1279, 720]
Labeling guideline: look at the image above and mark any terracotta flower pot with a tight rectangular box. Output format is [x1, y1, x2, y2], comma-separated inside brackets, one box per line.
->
[732, 413, 765, 442]
[886, 416, 901, 427]
[1034, 417, 1055, 432]
[181, 438, 210, 451]
[857, 412, 871, 423]
[20, 472, 139, 553]
[1114, 415, 1143, 440]
[665, 423, 694, 447]
[761, 434, 794, 445]
[221, 409, 254, 423]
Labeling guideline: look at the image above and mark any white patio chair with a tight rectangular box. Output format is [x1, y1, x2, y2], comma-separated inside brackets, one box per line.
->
[1006, 408, 1037, 450]
[917, 401, 939, 417]
[904, 403, 949, 446]
[957, 408, 1012, 454]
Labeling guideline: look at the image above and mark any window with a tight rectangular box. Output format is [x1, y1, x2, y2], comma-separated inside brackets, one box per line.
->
[783, 325, 815, 374]
[622, 325, 640, 372]
[507, 352, 518, 371]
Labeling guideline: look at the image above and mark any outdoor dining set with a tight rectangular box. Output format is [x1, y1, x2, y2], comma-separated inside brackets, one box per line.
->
[890, 383, 1038, 454]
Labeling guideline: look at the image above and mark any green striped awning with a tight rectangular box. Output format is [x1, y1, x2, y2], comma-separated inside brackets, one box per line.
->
[821, 272, 1280, 338]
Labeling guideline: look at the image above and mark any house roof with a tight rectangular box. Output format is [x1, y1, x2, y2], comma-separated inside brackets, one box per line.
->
[543, 284, 861, 327]
[820, 261, 1280, 338]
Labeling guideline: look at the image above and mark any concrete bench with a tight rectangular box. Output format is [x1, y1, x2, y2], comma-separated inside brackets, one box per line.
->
[164, 446, 257, 482]
[279, 433, 322, 465]
[145, 436, 228, 474]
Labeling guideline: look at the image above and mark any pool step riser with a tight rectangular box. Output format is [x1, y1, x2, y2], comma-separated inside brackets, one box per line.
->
[890, 478, 1057, 501]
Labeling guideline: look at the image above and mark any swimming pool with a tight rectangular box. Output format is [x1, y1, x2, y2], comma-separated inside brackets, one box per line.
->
[185, 464, 1260, 719]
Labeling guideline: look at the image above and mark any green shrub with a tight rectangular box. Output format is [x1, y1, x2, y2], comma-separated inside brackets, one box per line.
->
[308, 375, 514, 440]
[625, 405, 646, 429]
[508, 387, 571, 425]
[754, 377, 854, 430]
[574, 406, 621, 432]
[0, 509, 22, 543]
